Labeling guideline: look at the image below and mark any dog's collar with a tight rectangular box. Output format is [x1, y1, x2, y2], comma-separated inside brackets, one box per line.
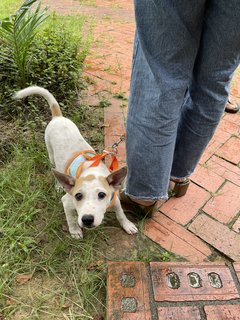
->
[65, 149, 118, 209]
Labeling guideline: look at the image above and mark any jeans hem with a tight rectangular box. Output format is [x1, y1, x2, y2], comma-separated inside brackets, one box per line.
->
[125, 190, 168, 201]
[170, 174, 191, 181]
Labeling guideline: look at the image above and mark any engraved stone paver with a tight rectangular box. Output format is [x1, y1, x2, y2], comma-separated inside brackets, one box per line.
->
[150, 262, 239, 302]
[107, 261, 151, 320]
[107, 262, 240, 318]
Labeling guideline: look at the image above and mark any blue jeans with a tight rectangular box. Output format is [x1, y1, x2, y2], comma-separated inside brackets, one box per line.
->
[126, 0, 240, 200]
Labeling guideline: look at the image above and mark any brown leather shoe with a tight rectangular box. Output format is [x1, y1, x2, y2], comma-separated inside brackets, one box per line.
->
[119, 190, 160, 218]
[169, 178, 190, 197]
[225, 100, 240, 114]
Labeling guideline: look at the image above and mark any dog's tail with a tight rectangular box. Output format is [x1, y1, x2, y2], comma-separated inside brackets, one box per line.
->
[14, 86, 62, 117]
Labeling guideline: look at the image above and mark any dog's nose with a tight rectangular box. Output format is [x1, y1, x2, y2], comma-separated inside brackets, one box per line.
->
[82, 215, 94, 227]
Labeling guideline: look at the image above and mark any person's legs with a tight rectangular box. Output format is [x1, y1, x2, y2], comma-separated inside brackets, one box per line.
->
[126, 0, 205, 201]
[171, 0, 240, 179]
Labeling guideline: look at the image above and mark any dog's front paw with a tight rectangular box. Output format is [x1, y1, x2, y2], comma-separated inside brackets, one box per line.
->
[122, 220, 138, 235]
[69, 227, 83, 239]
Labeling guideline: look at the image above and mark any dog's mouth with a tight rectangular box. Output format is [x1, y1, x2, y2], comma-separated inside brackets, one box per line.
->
[78, 222, 97, 230]
[82, 225, 97, 230]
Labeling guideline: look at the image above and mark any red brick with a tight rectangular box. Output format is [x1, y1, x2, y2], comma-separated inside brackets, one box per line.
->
[232, 217, 240, 233]
[199, 139, 223, 164]
[204, 305, 240, 320]
[150, 262, 239, 302]
[157, 306, 201, 320]
[224, 110, 240, 125]
[212, 126, 231, 143]
[107, 261, 151, 320]
[233, 262, 240, 282]
[203, 182, 240, 224]
[216, 137, 240, 165]
[191, 164, 225, 193]
[217, 118, 240, 136]
[207, 155, 240, 187]
[104, 110, 126, 164]
[144, 213, 212, 262]
[161, 183, 210, 225]
[189, 214, 240, 261]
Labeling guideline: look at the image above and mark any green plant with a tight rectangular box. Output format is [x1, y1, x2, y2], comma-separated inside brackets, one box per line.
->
[28, 26, 87, 112]
[0, 0, 48, 86]
[0, 17, 89, 119]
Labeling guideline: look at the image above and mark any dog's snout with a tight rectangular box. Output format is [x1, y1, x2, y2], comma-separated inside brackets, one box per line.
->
[82, 215, 94, 227]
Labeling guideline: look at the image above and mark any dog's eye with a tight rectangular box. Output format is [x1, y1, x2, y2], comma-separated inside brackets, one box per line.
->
[75, 193, 83, 201]
[98, 192, 106, 200]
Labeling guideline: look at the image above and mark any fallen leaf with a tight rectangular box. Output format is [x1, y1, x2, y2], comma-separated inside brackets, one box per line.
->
[15, 274, 32, 284]
[101, 124, 110, 128]
[87, 260, 105, 271]
[6, 298, 15, 305]
[92, 315, 104, 320]
[61, 303, 71, 310]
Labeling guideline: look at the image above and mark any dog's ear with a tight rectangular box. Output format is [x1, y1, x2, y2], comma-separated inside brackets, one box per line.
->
[106, 166, 127, 190]
[52, 169, 76, 193]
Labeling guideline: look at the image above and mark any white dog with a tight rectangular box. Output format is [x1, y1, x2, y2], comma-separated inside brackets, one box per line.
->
[15, 86, 138, 238]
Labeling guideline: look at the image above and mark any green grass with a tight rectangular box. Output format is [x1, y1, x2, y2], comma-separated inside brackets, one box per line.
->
[0, 117, 176, 318]
[0, 132, 107, 319]
[0, 0, 22, 19]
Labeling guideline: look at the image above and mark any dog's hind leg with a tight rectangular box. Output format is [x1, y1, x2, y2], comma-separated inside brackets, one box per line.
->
[62, 194, 83, 239]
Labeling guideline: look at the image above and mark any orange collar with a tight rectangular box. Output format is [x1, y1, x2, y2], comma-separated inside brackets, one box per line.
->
[65, 149, 118, 209]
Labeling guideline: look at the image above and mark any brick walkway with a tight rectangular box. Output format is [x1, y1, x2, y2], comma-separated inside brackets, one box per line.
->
[108, 261, 240, 319]
[42, 0, 240, 318]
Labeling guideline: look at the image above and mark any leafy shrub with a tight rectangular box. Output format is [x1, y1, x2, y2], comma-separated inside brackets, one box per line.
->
[28, 26, 88, 113]
[0, 0, 48, 86]
[0, 2, 89, 118]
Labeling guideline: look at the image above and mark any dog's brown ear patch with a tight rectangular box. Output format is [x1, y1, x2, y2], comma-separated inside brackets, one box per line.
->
[106, 166, 127, 190]
[52, 169, 75, 192]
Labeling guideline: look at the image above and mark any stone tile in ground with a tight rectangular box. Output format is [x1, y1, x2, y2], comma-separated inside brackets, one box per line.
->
[107, 261, 151, 320]
[150, 262, 239, 302]
[157, 306, 201, 320]
[204, 305, 240, 320]
[107, 262, 240, 320]
[160, 183, 210, 225]
[202, 181, 240, 224]
[144, 213, 212, 263]
[189, 214, 240, 261]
